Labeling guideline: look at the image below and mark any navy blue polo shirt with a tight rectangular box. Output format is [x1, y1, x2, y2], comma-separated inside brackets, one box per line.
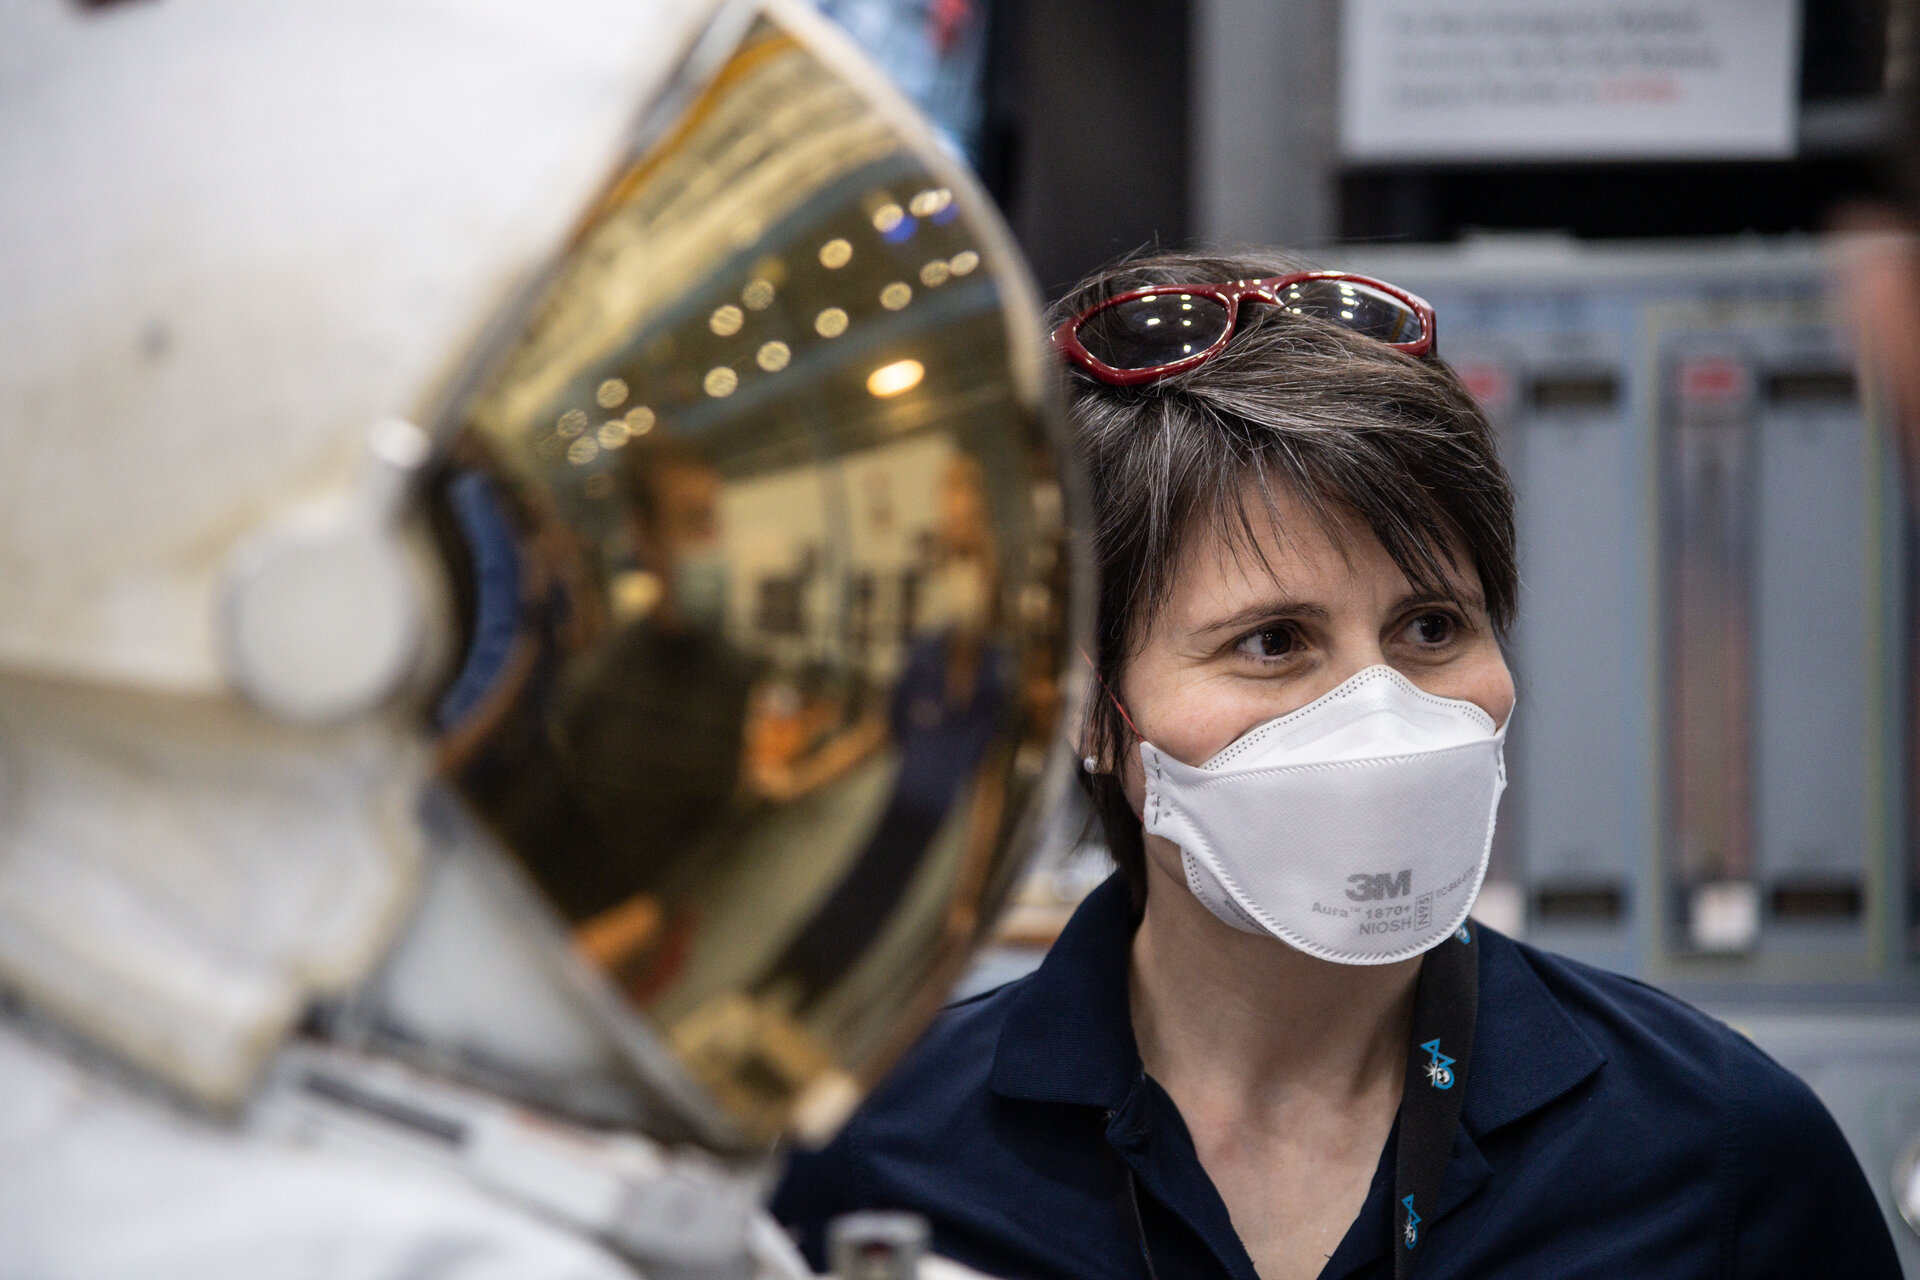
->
[775, 875, 1901, 1279]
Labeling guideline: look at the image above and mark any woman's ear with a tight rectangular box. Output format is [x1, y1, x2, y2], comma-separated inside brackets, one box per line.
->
[1072, 702, 1103, 775]
[1076, 722, 1102, 774]
[1076, 649, 1141, 773]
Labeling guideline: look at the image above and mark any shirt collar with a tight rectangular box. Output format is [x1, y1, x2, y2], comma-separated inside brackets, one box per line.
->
[990, 872, 1608, 1136]
[990, 874, 1141, 1108]
[1459, 918, 1608, 1137]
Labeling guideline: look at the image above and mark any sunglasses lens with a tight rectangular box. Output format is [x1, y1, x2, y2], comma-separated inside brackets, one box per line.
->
[1276, 279, 1425, 347]
[1076, 292, 1231, 371]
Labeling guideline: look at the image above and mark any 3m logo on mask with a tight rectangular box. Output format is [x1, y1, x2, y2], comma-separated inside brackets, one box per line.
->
[1345, 870, 1413, 902]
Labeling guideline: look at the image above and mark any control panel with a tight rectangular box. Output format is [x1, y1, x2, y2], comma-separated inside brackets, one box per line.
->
[1340, 237, 1913, 996]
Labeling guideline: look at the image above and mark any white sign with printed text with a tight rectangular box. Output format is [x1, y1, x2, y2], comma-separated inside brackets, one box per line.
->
[1340, 0, 1800, 161]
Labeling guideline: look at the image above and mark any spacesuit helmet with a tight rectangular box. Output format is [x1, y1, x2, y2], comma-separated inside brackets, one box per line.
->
[0, 0, 1076, 1155]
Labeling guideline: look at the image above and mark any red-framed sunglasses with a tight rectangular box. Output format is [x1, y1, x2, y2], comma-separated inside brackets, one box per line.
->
[1052, 271, 1437, 386]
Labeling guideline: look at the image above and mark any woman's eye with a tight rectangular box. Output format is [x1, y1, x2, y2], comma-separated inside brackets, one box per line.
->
[1235, 626, 1297, 660]
[1406, 612, 1457, 647]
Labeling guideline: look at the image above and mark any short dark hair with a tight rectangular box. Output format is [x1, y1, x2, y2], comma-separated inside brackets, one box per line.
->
[1060, 250, 1518, 913]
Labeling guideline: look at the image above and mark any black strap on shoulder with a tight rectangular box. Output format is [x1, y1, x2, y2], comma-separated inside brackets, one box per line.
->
[1392, 923, 1479, 1280]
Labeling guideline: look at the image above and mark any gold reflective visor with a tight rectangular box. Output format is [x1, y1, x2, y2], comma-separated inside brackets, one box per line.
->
[426, 3, 1074, 1150]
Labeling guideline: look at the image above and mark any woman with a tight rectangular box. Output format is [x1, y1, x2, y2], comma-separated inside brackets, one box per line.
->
[775, 252, 1900, 1279]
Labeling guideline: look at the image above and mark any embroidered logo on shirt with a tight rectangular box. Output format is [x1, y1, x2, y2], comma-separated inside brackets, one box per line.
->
[1402, 1194, 1422, 1248]
[1421, 1038, 1457, 1090]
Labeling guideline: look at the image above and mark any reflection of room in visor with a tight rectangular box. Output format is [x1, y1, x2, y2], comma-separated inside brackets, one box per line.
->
[421, 13, 1070, 1148]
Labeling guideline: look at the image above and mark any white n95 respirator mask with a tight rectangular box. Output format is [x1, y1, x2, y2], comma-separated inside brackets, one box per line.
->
[1140, 665, 1508, 965]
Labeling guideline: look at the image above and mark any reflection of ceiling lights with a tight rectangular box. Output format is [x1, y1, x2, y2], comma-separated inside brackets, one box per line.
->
[908, 187, 952, 218]
[742, 278, 776, 310]
[819, 238, 852, 269]
[866, 359, 924, 398]
[704, 366, 739, 397]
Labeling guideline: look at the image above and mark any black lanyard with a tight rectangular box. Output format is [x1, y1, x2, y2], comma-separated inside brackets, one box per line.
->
[1392, 923, 1478, 1278]
[1120, 924, 1480, 1280]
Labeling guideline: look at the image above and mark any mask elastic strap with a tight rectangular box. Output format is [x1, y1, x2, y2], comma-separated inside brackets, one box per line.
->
[1079, 647, 1143, 762]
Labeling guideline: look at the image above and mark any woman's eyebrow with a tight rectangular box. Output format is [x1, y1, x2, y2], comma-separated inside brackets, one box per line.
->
[1192, 598, 1331, 637]
[1398, 587, 1486, 612]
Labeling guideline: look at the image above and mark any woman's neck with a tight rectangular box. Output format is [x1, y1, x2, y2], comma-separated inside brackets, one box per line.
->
[1128, 849, 1422, 1111]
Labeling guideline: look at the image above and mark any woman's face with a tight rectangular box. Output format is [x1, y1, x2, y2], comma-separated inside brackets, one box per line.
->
[1116, 479, 1514, 881]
